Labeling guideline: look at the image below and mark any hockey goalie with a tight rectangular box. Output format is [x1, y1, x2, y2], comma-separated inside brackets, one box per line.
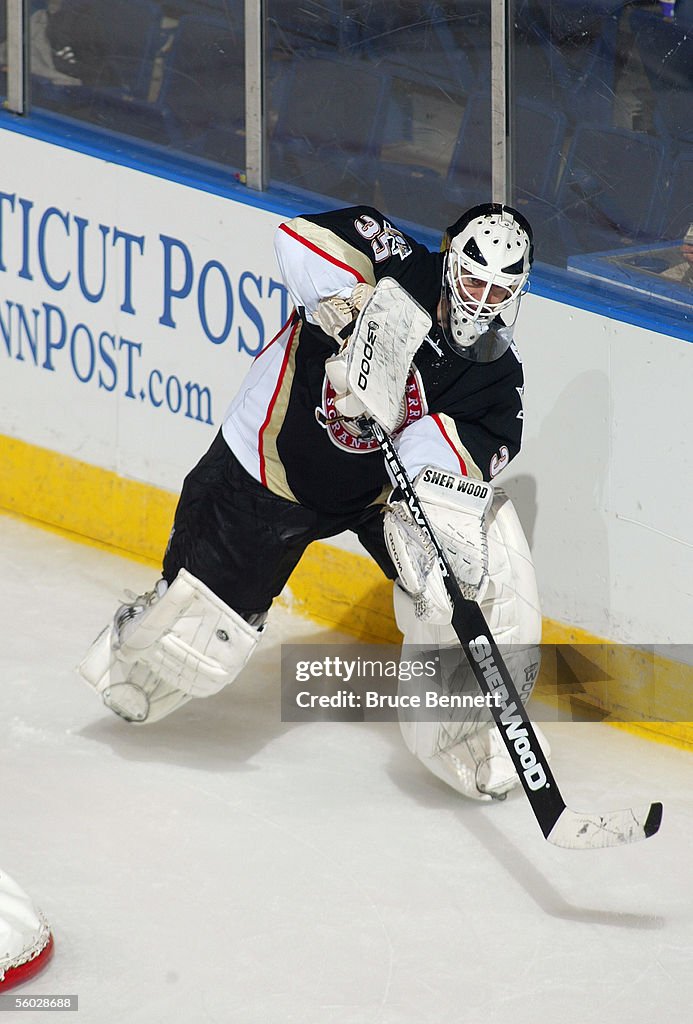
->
[79, 202, 549, 802]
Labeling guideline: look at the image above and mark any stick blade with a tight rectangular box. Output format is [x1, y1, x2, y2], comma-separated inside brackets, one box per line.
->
[547, 801, 663, 850]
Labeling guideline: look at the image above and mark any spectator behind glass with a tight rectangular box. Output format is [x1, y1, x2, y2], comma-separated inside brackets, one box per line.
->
[0, 0, 81, 86]
[46, 0, 125, 89]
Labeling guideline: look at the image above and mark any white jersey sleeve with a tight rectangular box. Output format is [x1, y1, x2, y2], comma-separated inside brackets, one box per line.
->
[394, 413, 484, 481]
[274, 217, 376, 325]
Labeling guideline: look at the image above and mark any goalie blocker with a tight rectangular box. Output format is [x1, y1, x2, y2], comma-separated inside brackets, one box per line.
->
[320, 277, 432, 431]
[385, 466, 547, 801]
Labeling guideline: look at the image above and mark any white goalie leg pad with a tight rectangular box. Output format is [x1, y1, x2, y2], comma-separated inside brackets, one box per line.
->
[79, 569, 262, 724]
[79, 621, 195, 724]
[394, 490, 548, 800]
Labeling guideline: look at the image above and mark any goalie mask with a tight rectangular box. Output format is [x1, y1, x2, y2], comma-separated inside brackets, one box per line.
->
[439, 204, 533, 362]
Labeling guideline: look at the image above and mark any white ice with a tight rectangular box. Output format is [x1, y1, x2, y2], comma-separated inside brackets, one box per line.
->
[1, 512, 692, 1024]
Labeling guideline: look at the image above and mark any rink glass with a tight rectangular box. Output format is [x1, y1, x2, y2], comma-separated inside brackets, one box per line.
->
[0, 0, 688, 331]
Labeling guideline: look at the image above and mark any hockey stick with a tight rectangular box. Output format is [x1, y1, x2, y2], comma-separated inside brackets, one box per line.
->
[371, 418, 662, 849]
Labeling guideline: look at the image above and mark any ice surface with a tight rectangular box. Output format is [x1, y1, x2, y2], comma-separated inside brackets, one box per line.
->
[1, 512, 692, 1023]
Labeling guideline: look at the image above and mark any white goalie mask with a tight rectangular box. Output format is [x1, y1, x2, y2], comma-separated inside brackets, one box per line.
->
[439, 204, 534, 362]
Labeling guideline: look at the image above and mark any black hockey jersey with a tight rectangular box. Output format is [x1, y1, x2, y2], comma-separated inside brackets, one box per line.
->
[222, 207, 524, 515]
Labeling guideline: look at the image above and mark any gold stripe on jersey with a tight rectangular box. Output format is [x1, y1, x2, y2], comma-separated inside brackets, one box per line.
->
[436, 413, 483, 479]
[284, 217, 377, 286]
[368, 482, 392, 507]
[260, 321, 300, 503]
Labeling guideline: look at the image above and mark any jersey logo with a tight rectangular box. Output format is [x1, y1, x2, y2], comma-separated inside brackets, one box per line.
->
[490, 445, 510, 477]
[354, 215, 412, 263]
[318, 368, 426, 453]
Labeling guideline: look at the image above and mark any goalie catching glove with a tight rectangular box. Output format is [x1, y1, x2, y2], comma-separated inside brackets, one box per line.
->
[384, 467, 493, 623]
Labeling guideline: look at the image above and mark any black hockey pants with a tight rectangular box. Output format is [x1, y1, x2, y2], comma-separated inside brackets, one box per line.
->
[162, 431, 396, 619]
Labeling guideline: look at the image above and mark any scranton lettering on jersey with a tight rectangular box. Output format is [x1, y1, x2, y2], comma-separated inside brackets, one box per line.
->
[321, 368, 426, 454]
[223, 207, 524, 514]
